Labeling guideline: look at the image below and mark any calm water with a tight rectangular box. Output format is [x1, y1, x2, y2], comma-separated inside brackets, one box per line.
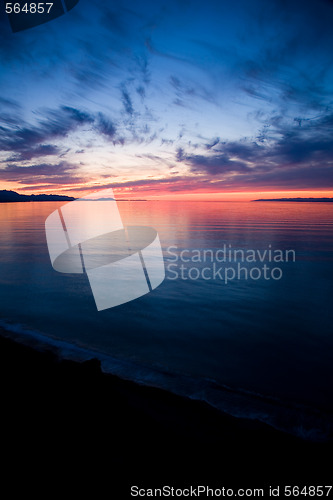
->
[0, 201, 332, 439]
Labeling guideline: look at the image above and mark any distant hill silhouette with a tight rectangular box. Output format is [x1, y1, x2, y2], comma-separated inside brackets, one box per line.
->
[253, 197, 333, 202]
[0, 190, 75, 203]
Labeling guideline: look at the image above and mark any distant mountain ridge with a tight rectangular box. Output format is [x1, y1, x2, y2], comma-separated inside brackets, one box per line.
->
[0, 190, 75, 202]
[253, 197, 333, 202]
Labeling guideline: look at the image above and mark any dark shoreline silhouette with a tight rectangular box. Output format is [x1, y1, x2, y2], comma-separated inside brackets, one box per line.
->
[0, 327, 332, 491]
[0, 189, 75, 203]
[0, 190, 147, 203]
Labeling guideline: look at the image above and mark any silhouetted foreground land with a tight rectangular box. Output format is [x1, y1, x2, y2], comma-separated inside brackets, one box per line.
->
[0, 189, 75, 202]
[0, 329, 331, 495]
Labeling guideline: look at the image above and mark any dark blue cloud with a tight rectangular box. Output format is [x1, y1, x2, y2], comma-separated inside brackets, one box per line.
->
[0, 105, 125, 162]
[95, 114, 117, 139]
[177, 108, 333, 188]
[120, 87, 134, 116]
[6, 144, 61, 162]
[0, 0, 332, 192]
[0, 161, 85, 185]
[0, 106, 94, 150]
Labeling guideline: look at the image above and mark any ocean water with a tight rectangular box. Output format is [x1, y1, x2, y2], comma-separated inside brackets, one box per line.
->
[0, 200, 332, 440]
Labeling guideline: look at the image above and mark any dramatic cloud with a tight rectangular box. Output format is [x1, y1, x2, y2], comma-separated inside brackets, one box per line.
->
[0, 105, 126, 164]
[6, 144, 61, 162]
[0, 161, 85, 185]
[175, 107, 333, 189]
[0, 0, 332, 195]
[0, 106, 93, 153]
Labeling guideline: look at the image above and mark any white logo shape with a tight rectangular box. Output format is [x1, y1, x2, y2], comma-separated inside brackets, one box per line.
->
[45, 188, 165, 310]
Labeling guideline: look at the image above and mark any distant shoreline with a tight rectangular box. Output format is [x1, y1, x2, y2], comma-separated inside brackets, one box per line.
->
[1, 190, 333, 204]
[0, 189, 75, 203]
[0, 190, 147, 203]
[253, 198, 333, 202]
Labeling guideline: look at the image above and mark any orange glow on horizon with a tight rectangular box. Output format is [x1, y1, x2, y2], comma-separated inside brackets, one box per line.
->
[1, 180, 333, 201]
[142, 190, 333, 201]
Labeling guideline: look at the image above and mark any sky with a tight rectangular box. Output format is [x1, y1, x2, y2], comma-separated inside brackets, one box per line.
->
[0, 0, 333, 200]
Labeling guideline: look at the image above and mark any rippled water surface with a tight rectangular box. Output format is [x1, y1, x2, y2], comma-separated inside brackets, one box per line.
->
[1, 201, 332, 438]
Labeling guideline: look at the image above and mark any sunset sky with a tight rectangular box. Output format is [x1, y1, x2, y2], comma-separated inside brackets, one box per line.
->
[0, 0, 333, 200]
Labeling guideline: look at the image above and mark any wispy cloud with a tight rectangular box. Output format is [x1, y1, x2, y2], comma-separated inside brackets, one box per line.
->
[0, 161, 85, 186]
